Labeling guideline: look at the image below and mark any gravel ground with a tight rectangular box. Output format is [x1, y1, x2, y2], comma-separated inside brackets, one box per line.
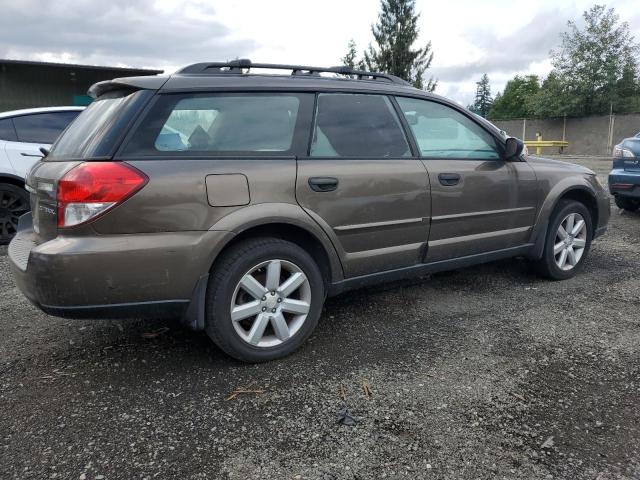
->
[1, 156, 639, 480]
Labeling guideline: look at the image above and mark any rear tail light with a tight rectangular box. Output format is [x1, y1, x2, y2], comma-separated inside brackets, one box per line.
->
[610, 183, 634, 190]
[57, 162, 148, 228]
[613, 146, 635, 158]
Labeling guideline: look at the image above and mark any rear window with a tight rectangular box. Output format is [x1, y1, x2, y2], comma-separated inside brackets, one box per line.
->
[13, 111, 80, 144]
[48, 90, 150, 160]
[123, 93, 307, 156]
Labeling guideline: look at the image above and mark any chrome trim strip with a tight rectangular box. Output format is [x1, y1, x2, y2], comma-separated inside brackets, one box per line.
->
[429, 226, 531, 247]
[335, 217, 425, 232]
[432, 206, 535, 222]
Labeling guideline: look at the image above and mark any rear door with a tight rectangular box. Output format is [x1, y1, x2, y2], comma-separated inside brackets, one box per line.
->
[296, 93, 431, 277]
[0, 118, 18, 176]
[395, 96, 538, 262]
[6, 111, 80, 178]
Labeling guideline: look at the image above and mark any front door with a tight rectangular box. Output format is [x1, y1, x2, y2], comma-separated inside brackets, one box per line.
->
[395, 96, 538, 262]
[296, 93, 431, 277]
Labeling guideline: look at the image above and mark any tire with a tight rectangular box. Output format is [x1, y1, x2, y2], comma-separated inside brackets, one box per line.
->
[614, 196, 640, 212]
[205, 237, 325, 363]
[532, 200, 593, 280]
[0, 183, 30, 245]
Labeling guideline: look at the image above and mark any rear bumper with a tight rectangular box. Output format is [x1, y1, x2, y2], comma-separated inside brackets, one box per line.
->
[609, 169, 640, 198]
[8, 214, 233, 320]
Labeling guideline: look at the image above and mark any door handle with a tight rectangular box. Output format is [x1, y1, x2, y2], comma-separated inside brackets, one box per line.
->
[309, 177, 338, 192]
[438, 173, 461, 186]
[21, 153, 43, 157]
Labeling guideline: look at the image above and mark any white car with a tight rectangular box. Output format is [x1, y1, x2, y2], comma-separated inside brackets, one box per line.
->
[0, 106, 83, 243]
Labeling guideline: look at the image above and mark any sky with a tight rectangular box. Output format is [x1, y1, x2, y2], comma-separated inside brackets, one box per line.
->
[1, 0, 639, 106]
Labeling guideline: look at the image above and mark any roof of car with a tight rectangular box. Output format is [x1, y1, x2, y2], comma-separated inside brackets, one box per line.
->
[90, 60, 430, 99]
[87, 60, 505, 138]
[93, 71, 447, 104]
[0, 106, 85, 119]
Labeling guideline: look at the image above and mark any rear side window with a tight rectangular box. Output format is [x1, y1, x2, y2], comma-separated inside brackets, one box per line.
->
[396, 97, 500, 160]
[0, 118, 17, 141]
[124, 93, 307, 156]
[13, 111, 80, 144]
[310, 94, 410, 158]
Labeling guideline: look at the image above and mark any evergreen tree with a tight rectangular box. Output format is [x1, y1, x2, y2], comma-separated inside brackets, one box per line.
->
[613, 59, 640, 113]
[488, 75, 540, 119]
[341, 39, 358, 69]
[362, 0, 436, 91]
[468, 74, 493, 117]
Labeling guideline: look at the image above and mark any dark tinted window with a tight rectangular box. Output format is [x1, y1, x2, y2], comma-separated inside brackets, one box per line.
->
[310, 94, 410, 158]
[396, 97, 500, 160]
[13, 111, 80, 144]
[0, 118, 17, 141]
[124, 93, 306, 156]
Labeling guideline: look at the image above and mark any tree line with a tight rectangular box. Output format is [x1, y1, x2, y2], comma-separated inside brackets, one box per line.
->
[344, 2, 640, 119]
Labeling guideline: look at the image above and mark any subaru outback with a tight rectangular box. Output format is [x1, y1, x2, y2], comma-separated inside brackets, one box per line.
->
[9, 60, 610, 362]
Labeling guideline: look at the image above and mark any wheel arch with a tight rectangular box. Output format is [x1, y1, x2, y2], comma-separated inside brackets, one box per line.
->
[214, 221, 339, 286]
[554, 187, 599, 228]
[528, 184, 599, 260]
[0, 174, 26, 189]
[182, 208, 344, 331]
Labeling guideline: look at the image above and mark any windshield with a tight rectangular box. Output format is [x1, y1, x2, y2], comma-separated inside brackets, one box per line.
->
[48, 89, 148, 160]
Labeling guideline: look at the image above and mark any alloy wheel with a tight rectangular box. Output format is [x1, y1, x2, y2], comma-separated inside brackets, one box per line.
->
[230, 259, 312, 348]
[553, 212, 587, 271]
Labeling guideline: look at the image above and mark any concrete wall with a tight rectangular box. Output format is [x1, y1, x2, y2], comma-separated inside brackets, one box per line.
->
[492, 114, 640, 156]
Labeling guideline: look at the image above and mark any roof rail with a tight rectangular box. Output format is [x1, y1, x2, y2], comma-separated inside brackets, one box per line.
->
[176, 59, 411, 86]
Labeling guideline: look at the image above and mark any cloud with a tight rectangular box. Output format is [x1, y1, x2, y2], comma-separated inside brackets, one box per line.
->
[430, 8, 571, 84]
[1, 0, 638, 108]
[0, 0, 257, 69]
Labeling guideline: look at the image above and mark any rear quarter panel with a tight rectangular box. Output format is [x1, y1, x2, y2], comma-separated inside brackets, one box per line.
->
[91, 158, 298, 234]
[89, 157, 344, 282]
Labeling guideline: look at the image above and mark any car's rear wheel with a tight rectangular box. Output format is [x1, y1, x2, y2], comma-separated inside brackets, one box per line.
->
[0, 183, 30, 245]
[614, 196, 640, 212]
[205, 237, 324, 362]
[533, 200, 593, 280]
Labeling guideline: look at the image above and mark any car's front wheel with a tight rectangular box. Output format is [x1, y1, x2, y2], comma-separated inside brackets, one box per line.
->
[205, 237, 325, 362]
[0, 183, 30, 245]
[533, 200, 593, 280]
[614, 196, 640, 212]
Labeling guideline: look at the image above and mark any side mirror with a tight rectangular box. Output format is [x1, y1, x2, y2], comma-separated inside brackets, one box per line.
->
[504, 137, 524, 160]
[39, 147, 50, 157]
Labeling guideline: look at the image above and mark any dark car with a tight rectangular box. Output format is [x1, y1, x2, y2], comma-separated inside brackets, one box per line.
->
[609, 132, 640, 211]
[8, 60, 610, 362]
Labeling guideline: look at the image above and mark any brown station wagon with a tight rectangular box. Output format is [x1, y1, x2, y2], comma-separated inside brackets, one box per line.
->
[9, 60, 610, 362]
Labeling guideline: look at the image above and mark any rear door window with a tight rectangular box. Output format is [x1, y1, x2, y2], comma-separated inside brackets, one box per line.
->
[124, 93, 310, 156]
[310, 93, 411, 158]
[13, 111, 80, 144]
